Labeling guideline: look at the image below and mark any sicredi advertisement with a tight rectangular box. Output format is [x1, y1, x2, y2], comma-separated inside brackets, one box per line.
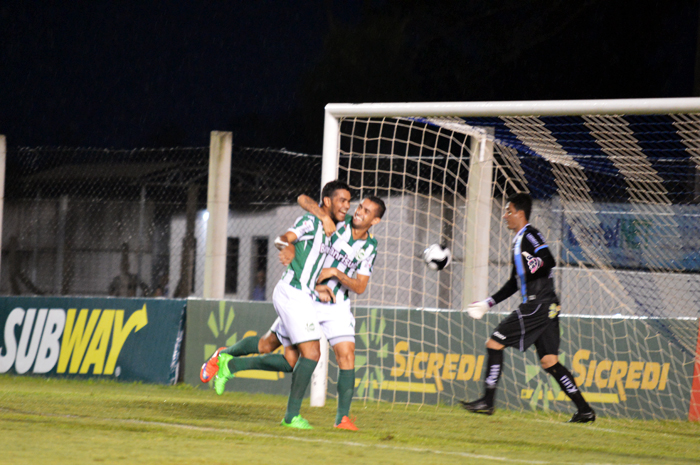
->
[185, 300, 699, 420]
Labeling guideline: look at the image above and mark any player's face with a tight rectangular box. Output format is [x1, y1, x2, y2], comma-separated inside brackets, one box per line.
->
[351, 199, 380, 230]
[330, 189, 351, 223]
[503, 202, 523, 231]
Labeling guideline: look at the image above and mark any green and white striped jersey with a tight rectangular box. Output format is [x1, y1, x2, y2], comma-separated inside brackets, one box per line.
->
[317, 214, 378, 302]
[280, 213, 331, 295]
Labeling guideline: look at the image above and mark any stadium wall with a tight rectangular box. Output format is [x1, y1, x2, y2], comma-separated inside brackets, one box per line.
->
[0, 296, 695, 420]
[168, 204, 303, 300]
[184, 299, 699, 421]
[183, 299, 288, 393]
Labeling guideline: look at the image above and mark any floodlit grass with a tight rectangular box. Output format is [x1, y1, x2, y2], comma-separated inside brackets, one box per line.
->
[1, 375, 699, 464]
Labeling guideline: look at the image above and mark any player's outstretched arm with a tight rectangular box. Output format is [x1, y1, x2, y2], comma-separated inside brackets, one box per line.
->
[298, 194, 335, 236]
[317, 268, 370, 295]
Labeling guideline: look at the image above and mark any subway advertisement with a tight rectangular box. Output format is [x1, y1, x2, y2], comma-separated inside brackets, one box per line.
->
[0, 297, 185, 384]
[185, 299, 699, 420]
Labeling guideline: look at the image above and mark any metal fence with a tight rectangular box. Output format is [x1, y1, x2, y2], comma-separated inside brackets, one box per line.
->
[1, 144, 322, 299]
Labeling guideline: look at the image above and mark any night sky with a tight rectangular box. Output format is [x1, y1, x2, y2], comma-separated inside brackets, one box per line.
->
[1, 1, 698, 153]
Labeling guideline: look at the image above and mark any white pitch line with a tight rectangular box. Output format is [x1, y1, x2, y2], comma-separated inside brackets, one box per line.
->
[2, 408, 645, 465]
[531, 417, 690, 439]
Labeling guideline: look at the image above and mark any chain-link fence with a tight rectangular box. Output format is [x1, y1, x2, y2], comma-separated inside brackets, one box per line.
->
[1, 145, 322, 300]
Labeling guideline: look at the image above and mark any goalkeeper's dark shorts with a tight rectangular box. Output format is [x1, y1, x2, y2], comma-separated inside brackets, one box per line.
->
[490, 299, 561, 358]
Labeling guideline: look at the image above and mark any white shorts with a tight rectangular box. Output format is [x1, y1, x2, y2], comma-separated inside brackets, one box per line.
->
[271, 281, 322, 345]
[271, 295, 355, 348]
[314, 298, 355, 344]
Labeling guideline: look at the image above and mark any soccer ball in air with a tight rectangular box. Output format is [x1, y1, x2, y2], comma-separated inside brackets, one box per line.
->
[423, 244, 452, 271]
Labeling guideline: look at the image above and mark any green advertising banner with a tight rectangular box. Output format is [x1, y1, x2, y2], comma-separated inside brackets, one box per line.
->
[184, 299, 290, 394]
[0, 297, 185, 384]
[184, 299, 698, 420]
[348, 308, 697, 420]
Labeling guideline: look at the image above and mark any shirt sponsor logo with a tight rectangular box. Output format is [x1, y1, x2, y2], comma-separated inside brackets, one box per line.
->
[492, 331, 506, 340]
[320, 243, 356, 270]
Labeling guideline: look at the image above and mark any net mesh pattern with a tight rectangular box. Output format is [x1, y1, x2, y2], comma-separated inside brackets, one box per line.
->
[328, 114, 699, 419]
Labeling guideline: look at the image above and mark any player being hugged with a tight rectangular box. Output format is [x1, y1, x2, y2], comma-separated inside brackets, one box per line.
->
[202, 180, 352, 430]
[462, 193, 595, 423]
[299, 192, 385, 431]
[200, 181, 386, 431]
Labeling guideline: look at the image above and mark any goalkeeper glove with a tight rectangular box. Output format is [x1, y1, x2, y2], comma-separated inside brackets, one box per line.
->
[465, 297, 495, 319]
[522, 251, 543, 273]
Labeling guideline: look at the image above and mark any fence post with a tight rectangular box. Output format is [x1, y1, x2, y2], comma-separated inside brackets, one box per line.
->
[203, 131, 232, 299]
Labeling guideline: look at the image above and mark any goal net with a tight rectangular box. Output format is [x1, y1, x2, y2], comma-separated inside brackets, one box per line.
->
[320, 99, 700, 420]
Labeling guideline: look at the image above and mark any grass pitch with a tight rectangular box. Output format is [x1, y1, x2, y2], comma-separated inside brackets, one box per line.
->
[1, 375, 698, 464]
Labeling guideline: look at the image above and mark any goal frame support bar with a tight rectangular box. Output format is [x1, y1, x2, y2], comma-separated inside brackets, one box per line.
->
[463, 131, 494, 308]
[310, 112, 341, 407]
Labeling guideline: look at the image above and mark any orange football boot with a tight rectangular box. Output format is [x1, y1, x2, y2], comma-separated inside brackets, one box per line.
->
[334, 416, 358, 431]
[200, 347, 227, 383]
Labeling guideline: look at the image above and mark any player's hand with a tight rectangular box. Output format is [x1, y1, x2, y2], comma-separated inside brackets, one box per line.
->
[522, 251, 543, 273]
[279, 243, 295, 266]
[316, 267, 337, 284]
[274, 236, 289, 251]
[321, 216, 336, 237]
[465, 298, 494, 319]
[316, 284, 336, 303]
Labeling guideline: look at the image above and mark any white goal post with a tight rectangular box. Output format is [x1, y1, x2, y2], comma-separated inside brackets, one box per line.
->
[311, 98, 700, 420]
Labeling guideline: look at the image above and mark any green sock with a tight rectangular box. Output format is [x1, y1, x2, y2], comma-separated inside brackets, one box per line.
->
[231, 353, 293, 373]
[284, 357, 317, 423]
[336, 368, 355, 425]
[221, 336, 260, 356]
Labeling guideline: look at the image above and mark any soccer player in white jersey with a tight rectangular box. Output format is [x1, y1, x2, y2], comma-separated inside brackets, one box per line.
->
[201, 187, 386, 431]
[296, 193, 385, 431]
[203, 180, 351, 430]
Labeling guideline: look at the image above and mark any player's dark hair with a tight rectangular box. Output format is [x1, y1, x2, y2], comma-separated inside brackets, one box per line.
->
[507, 193, 532, 220]
[321, 180, 351, 201]
[366, 195, 386, 219]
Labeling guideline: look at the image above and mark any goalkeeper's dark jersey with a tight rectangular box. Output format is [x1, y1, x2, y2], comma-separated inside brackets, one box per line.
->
[491, 224, 557, 305]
